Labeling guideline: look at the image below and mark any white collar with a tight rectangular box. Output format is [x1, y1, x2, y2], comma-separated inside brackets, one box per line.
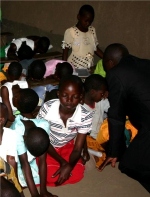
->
[46, 100, 82, 123]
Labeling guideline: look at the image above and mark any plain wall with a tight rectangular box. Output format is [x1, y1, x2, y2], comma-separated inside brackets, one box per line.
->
[1, 1, 150, 59]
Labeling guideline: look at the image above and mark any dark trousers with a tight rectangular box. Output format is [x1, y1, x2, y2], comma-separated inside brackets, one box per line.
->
[119, 130, 150, 193]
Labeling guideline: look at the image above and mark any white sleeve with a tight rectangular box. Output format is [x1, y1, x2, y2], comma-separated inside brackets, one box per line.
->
[62, 28, 73, 49]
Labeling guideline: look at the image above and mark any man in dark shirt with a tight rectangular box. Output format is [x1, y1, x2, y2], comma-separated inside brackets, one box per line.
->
[99, 43, 150, 192]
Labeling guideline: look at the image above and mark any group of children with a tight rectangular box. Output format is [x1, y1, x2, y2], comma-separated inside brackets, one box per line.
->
[0, 4, 137, 197]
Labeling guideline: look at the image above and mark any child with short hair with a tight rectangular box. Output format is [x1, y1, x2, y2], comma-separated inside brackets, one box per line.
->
[37, 75, 93, 186]
[62, 4, 103, 69]
[83, 74, 137, 168]
[17, 42, 35, 79]
[0, 62, 28, 122]
[83, 74, 109, 139]
[11, 87, 58, 197]
[1, 44, 35, 82]
[44, 61, 74, 102]
[44, 59, 74, 78]
[28, 60, 73, 109]
[81, 74, 109, 166]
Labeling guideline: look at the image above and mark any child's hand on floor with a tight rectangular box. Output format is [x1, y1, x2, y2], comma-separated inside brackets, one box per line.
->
[52, 162, 73, 186]
[40, 191, 58, 197]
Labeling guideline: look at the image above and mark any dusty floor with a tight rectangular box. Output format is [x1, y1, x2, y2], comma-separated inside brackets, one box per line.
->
[24, 163, 149, 197]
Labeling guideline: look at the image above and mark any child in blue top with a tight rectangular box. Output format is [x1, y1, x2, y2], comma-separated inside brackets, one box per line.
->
[11, 86, 58, 197]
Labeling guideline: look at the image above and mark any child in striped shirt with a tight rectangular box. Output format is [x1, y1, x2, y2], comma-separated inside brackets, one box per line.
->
[37, 75, 93, 186]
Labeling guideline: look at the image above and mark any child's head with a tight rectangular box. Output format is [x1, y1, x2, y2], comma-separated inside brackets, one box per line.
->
[55, 62, 73, 80]
[77, 5, 95, 31]
[7, 62, 22, 81]
[84, 74, 108, 102]
[37, 36, 50, 54]
[24, 126, 49, 157]
[1, 176, 21, 197]
[28, 60, 46, 80]
[0, 103, 8, 128]
[58, 75, 83, 112]
[13, 88, 39, 114]
[17, 42, 34, 60]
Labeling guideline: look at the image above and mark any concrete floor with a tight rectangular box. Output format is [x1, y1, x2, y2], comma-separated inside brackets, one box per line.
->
[24, 163, 149, 197]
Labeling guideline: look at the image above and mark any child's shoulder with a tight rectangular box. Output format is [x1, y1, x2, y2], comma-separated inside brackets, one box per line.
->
[44, 98, 58, 107]
[80, 104, 93, 115]
[88, 26, 97, 35]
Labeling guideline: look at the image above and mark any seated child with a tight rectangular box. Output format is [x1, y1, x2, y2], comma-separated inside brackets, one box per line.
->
[10, 87, 57, 197]
[83, 74, 109, 139]
[0, 103, 23, 195]
[27, 60, 59, 107]
[0, 62, 28, 122]
[44, 61, 74, 102]
[17, 42, 35, 79]
[0, 44, 35, 82]
[81, 74, 109, 165]
[5, 36, 51, 60]
[28, 60, 73, 109]
[44, 59, 69, 78]
[37, 75, 93, 186]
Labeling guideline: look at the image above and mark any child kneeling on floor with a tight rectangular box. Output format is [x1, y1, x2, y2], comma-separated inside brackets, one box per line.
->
[10, 86, 58, 197]
[37, 75, 93, 186]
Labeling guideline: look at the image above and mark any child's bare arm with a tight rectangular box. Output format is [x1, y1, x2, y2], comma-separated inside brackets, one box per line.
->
[1, 86, 15, 122]
[7, 155, 25, 196]
[38, 153, 58, 197]
[62, 48, 69, 61]
[19, 153, 40, 197]
[81, 137, 90, 164]
[7, 155, 17, 176]
[47, 144, 67, 165]
[95, 46, 103, 59]
[54, 133, 86, 186]
[69, 133, 86, 167]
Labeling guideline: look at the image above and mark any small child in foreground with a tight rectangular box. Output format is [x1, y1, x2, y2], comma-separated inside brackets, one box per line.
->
[11, 87, 58, 197]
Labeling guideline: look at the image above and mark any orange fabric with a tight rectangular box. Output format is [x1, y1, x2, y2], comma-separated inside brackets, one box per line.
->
[125, 120, 138, 141]
[0, 71, 7, 82]
[96, 119, 109, 145]
[86, 135, 106, 168]
[96, 118, 138, 145]
[87, 118, 138, 168]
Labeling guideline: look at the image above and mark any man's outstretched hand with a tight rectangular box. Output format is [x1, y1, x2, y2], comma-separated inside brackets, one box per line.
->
[98, 157, 118, 171]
